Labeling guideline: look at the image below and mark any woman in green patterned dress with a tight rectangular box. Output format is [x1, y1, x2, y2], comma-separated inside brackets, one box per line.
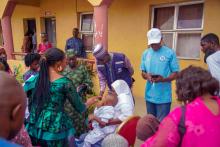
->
[24, 48, 98, 147]
[62, 50, 93, 137]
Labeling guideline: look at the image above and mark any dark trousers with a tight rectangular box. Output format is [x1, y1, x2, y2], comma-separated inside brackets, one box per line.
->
[146, 101, 171, 122]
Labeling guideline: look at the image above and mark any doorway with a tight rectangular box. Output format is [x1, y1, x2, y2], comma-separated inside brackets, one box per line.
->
[23, 18, 36, 34]
[41, 17, 57, 47]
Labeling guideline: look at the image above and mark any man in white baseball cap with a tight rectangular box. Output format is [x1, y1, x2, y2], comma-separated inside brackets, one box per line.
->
[147, 28, 162, 45]
[140, 28, 180, 121]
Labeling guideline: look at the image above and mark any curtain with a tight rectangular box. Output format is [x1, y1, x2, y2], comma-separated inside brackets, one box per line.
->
[153, 7, 174, 30]
[81, 14, 93, 31]
[162, 33, 173, 49]
[82, 34, 93, 51]
[177, 4, 203, 29]
[176, 33, 201, 58]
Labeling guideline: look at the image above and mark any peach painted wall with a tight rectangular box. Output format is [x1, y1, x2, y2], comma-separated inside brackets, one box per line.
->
[6, 0, 220, 101]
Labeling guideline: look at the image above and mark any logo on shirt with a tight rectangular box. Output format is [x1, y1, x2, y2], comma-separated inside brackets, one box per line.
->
[160, 56, 166, 61]
[118, 68, 123, 73]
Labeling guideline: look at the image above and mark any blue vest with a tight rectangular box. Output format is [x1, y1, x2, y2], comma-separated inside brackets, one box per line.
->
[97, 53, 132, 89]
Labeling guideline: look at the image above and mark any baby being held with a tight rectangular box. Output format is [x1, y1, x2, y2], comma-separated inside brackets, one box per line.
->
[83, 93, 118, 147]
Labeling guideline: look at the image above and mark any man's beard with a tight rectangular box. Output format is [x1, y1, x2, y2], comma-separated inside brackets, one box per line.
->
[204, 49, 216, 63]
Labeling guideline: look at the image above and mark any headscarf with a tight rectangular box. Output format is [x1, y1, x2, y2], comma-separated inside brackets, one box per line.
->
[136, 114, 160, 141]
[111, 80, 134, 107]
[66, 49, 77, 58]
[102, 134, 128, 147]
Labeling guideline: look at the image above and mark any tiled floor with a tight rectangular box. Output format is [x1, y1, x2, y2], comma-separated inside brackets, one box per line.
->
[134, 96, 146, 147]
[134, 96, 147, 116]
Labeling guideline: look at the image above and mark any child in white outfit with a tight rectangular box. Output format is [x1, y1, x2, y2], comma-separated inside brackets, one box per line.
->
[83, 94, 118, 147]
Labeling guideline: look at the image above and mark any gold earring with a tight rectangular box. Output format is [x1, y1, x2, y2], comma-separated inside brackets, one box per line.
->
[58, 66, 63, 72]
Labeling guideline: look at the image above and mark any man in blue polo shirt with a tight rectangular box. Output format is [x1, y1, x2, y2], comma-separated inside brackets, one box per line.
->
[140, 28, 179, 121]
[65, 28, 86, 58]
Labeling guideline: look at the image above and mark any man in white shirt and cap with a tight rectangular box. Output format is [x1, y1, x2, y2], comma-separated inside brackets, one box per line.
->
[140, 28, 179, 121]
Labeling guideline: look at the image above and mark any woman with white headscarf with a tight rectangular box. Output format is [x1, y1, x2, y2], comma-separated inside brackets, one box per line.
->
[75, 80, 134, 146]
[106, 80, 135, 125]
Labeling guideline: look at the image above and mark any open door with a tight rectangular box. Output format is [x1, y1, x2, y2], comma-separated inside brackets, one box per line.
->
[41, 17, 57, 47]
[23, 18, 36, 34]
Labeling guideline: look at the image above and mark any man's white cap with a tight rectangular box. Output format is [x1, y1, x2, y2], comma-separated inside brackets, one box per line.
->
[93, 43, 108, 59]
[147, 28, 162, 45]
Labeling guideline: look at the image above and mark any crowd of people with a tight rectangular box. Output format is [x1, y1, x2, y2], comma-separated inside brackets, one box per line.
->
[0, 27, 220, 147]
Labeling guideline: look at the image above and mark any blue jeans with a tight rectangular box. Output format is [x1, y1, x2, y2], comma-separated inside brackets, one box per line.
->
[146, 101, 171, 122]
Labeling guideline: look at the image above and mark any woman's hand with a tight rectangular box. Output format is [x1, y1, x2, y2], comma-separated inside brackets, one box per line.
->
[88, 114, 95, 121]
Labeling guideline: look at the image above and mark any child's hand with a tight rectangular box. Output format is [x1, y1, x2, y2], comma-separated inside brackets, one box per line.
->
[87, 122, 93, 130]
[99, 121, 107, 128]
